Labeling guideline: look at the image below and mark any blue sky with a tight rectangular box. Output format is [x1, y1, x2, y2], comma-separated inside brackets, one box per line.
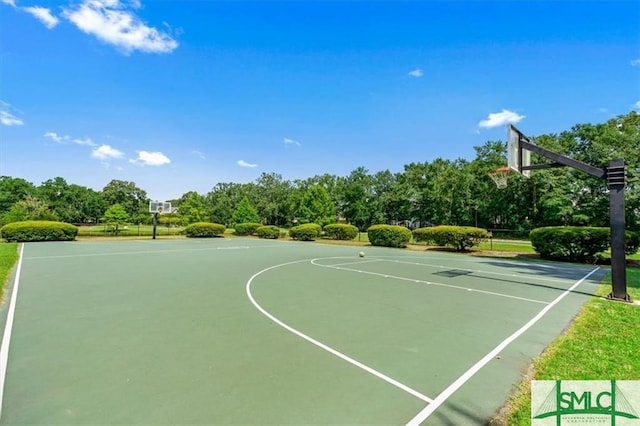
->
[1, 0, 638, 201]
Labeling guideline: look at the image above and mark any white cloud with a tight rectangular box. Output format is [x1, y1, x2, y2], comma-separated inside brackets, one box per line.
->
[23, 6, 59, 29]
[408, 69, 423, 78]
[478, 109, 525, 129]
[237, 160, 257, 168]
[634, 101, 640, 110]
[45, 132, 97, 146]
[191, 150, 206, 159]
[130, 150, 171, 166]
[0, 110, 23, 126]
[284, 137, 301, 147]
[1, 101, 24, 126]
[44, 132, 69, 143]
[73, 137, 97, 146]
[1, 0, 16, 7]
[63, 0, 178, 54]
[631, 59, 640, 66]
[92, 144, 124, 159]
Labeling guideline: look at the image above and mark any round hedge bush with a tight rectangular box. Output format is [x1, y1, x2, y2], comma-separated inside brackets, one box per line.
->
[367, 224, 411, 248]
[413, 225, 488, 251]
[0, 220, 78, 242]
[323, 223, 358, 240]
[289, 223, 322, 241]
[184, 222, 226, 238]
[234, 222, 262, 236]
[626, 231, 640, 255]
[256, 225, 280, 239]
[530, 226, 639, 262]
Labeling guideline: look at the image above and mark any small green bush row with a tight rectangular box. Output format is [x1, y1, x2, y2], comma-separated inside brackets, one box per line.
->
[256, 225, 280, 239]
[323, 223, 358, 240]
[413, 225, 489, 251]
[0, 220, 78, 242]
[530, 226, 640, 262]
[289, 223, 322, 241]
[367, 224, 411, 248]
[184, 222, 226, 238]
[234, 222, 262, 236]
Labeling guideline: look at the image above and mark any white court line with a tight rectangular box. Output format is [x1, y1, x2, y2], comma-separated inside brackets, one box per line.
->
[329, 259, 384, 268]
[310, 260, 548, 305]
[405, 266, 601, 426]
[0, 244, 25, 420]
[385, 259, 588, 284]
[246, 258, 434, 404]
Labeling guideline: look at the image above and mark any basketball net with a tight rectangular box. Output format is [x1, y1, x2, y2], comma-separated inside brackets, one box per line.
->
[488, 167, 511, 189]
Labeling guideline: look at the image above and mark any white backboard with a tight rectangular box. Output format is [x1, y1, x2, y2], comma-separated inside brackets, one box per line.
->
[507, 124, 531, 177]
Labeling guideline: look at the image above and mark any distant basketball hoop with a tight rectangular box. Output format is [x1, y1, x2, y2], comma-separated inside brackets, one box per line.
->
[148, 200, 172, 240]
[149, 201, 171, 214]
[488, 167, 511, 189]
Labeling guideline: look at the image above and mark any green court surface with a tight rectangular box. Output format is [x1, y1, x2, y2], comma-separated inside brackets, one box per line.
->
[0, 239, 607, 425]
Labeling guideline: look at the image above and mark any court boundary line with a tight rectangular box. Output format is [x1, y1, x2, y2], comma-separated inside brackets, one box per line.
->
[310, 259, 548, 305]
[0, 244, 25, 420]
[245, 258, 434, 404]
[330, 259, 384, 268]
[405, 266, 601, 425]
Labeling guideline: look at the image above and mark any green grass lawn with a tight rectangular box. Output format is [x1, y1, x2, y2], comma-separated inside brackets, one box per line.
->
[0, 242, 19, 297]
[494, 267, 640, 425]
[76, 224, 185, 237]
[475, 239, 535, 253]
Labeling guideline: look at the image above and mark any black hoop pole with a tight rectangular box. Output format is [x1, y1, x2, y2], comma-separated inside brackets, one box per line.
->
[607, 159, 629, 301]
[152, 212, 158, 240]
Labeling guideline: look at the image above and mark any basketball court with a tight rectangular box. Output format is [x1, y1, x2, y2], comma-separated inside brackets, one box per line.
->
[0, 238, 607, 425]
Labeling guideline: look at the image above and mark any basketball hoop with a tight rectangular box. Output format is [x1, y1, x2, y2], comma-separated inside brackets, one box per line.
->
[488, 167, 511, 189]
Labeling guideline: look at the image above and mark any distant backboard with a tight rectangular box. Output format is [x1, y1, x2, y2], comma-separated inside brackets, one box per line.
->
[149, 201, 172, 214]
[507, 124, 531, 177]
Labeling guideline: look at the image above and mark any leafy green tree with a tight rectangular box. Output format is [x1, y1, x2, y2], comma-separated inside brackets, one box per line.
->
[102, 180, 149, 218]
[73, 185, 107, 223]
[0, 195, 58, 225]
[295, 185, 336, 226]
[254, 173, 293, 226]
[336, 167, 373, 230]
[177, 191, 208, 225]
[206, 182, 245, 225]
[37, 177, 69, 213]
[101, 204, 130, 234]
[232, 196, 260, 225]
[36, 178, 106, 223]
[0, 176, 36, 214]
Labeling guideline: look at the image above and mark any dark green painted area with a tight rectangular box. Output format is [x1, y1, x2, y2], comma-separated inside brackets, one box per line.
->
[0, 239, 606, 425]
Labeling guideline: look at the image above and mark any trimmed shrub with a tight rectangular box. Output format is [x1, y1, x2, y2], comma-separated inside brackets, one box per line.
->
[184, 222, 226, 238]
[234, 222, 262, 236]
[367, 224, 411, 248]
[626, 231, 640, 255]
[530, 226, 611, 262]
[323, 223, 358, 240]
[256, 225, 280, 239]
[289, 223, 322, 241]
[413, 225, 489, 252]
[530, 228, 640, 261]
[0, 220, 78, 242]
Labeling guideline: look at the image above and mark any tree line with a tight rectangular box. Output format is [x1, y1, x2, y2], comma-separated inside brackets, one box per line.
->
[1, 112, 638, 233]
